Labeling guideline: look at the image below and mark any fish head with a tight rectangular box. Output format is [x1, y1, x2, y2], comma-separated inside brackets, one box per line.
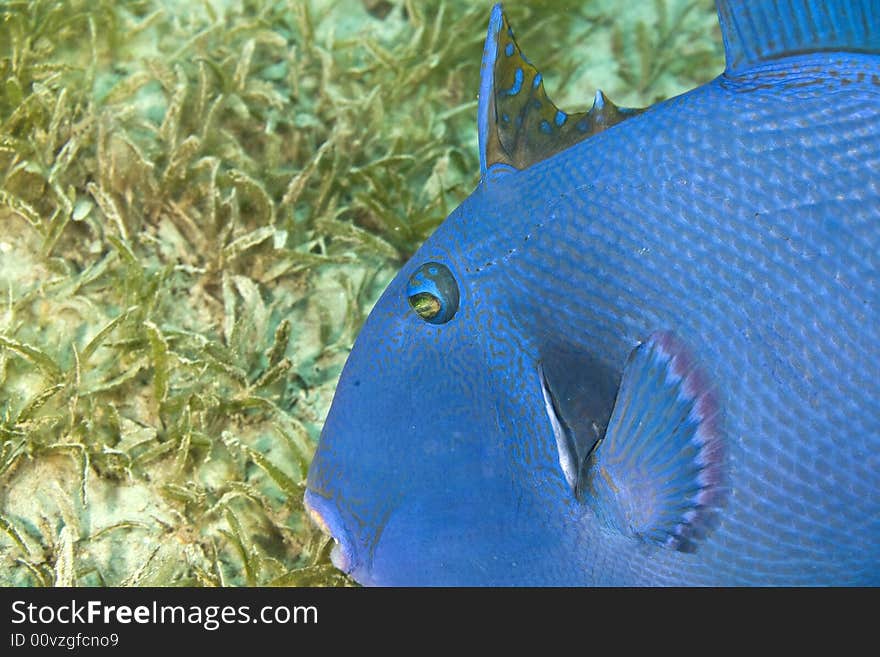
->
[304, 190, 580, 585]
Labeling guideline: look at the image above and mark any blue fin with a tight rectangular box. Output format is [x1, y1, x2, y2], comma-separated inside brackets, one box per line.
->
[717, 0, 880, 74]
[477, 4, 642, 179]
[580, 332, 725, 553]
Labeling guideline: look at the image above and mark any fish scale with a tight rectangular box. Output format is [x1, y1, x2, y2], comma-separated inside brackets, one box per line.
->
[304, 1, 879, 585]
[514, 62, 874, 582]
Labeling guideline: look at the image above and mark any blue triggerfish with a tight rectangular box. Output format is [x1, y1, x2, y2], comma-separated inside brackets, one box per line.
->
[304, 0, 880, 585]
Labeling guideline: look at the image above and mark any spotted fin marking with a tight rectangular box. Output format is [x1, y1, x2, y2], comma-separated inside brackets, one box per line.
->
[579, 332, 725, 553]
[477, 4, 643, 178]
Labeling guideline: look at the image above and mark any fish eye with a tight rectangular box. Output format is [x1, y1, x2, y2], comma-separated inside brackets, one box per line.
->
[406, 262, 459, 324]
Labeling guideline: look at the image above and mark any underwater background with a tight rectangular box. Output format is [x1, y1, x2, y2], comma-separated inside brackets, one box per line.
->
[0, 0, 722, 586]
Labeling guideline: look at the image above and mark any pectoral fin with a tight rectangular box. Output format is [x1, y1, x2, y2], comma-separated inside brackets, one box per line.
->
[580, 332, 725, 552]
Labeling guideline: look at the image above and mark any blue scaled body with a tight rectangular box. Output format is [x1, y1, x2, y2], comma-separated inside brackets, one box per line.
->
[305, 0, 880, 585]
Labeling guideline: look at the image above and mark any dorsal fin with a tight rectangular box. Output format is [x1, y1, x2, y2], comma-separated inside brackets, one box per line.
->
[717, 0, 880, 75]
[478, 4, 642, 179]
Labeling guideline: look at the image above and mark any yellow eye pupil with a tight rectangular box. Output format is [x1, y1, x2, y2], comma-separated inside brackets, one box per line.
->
[406, 261, 459, 324]
[409, 292, 441, 319]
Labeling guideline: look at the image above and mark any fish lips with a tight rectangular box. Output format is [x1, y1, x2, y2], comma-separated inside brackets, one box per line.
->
[303, 488, 358, 574]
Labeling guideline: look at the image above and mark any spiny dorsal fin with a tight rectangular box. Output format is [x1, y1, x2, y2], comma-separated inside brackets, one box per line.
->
[478, 4, 642, 178]
[717, 0, 880, 75]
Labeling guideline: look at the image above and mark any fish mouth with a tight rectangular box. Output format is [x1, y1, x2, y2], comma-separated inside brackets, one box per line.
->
[303, 489, 357, 574]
